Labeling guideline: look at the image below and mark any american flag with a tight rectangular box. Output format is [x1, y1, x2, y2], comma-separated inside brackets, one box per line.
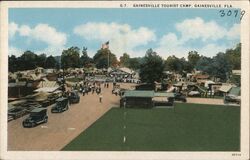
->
[101, 41, 109, 49]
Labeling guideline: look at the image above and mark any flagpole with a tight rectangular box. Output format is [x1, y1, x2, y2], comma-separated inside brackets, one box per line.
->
[108, 50, 109, 69]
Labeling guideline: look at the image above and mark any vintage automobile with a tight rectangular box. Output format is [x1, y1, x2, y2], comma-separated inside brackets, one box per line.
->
[51, 97, 69, 113]
[22, 108, 48, 128]
[174, 92, 187, 102]
[224, 94, 241, 104]
[69, 90, 80, 104]
[8, 104, 26, 121]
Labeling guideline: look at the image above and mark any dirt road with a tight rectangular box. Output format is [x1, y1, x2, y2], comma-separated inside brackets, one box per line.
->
[186, 97, 224, 105]
[8, 83, 123, 151]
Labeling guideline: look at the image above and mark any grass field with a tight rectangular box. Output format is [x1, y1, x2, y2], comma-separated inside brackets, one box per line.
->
[62, 103, 240, 151]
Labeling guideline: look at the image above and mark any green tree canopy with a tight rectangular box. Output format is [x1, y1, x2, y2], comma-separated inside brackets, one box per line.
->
[9, 55, 18, 72]
[93, 48, 118, 69]
[80, 47, 93, 68]
[139, 49, 164, 83]
[187, 51, 201, 70]
[164, 55, 182, 73]
[61, 46, 81, 69]
[119, 53, 130, 67]
[195, 56, 213, 74]
[225, 43, 241, 70]
[211, 52, 232, 82]
[127, 57, 143, 70]
[19, 50, 38, 70]
[45, 55, 57, 69]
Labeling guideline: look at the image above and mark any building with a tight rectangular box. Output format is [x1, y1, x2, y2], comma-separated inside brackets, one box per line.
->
[121, 90, 154, 108]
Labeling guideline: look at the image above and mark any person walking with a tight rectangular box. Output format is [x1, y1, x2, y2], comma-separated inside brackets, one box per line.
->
[92, 85, 95, 94]
[99, 93, 103, 103]
[82, 87, 85, 96]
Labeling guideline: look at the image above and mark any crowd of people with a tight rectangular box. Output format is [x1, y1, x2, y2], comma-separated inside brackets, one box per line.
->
[67, 80, 114, 103]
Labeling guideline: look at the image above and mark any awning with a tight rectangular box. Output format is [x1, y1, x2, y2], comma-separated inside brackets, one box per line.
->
[34, 87, 59, 93]
[219, 85, 232, 93]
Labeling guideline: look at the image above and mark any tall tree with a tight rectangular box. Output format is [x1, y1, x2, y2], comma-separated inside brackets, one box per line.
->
[45, 55, 57, 69]
[139, 49, 164, 83]
[36, 53, 47, 68]
[225, 43, 241, 70]
[128, 57, 142, 70]
[19, 50, 38, 70]
[211, 52, 232, 82]
[195, 56, 213, 74]
[187, 51, 201, 70]
[165, 56, 182, 73]
[93, 48, 118, 69]
[80, 46, 92, 67]
[61, 46, 81, 69]
[8, 55, 18, 72]
[119, 53, 130, 67]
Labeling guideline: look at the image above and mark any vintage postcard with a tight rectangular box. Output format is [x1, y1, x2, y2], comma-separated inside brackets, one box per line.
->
[0, 1, 249, 160]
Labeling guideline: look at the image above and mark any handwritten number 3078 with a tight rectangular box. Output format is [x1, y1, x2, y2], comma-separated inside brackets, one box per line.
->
[219, 10, 245, 20]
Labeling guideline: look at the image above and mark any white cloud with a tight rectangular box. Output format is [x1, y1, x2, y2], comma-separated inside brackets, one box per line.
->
[196, 43, 229, 57]
[155, 17, 240, 58]
[74, 22, 156, 57]
[31, 24, 66, 47]
[156, 33, 191, 58]
[176, 17, 227, 42]
[227, 23, 240, 40]
[9, 22, 67, 56]
[9, 46, 24, 57]
[175, 17, 240, 43]
[9, 22, 18, 38]
[19, 25, 31, 36]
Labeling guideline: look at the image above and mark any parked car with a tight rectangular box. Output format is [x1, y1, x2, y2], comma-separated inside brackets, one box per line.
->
[22, 108, 48, 128]
[69, 90, 80, 104]
[51, 97, 69, 113]
[188, 91, 200, 97]
[8, 104, 26, 121]
[174, 92, 187, 102]
[20, 102, 42, 113]
[224, 94, 240, 104]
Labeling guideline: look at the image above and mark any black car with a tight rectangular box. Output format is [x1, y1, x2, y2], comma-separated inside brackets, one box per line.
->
[69, 90, 80, 104]
[51, 97, 69, 113]
[174, 92, 187, 102]
[22, 108, 48, 128]
[8, 104, 26, 121]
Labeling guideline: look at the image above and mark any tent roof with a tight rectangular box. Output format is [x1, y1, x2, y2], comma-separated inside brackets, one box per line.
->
[34, 87, 59, 93]
[219, 85, 232, 93]
[37, 81, 59, 88]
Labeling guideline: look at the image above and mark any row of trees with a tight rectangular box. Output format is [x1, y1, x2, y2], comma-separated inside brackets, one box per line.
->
[138, 43, 240, 83]
[9, 43, 240, 83]
[8, 46, 119, 72]
[9, 51, 58, 72]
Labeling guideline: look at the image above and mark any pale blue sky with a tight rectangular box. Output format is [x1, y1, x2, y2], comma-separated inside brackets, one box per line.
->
[9, 8, 240, 58]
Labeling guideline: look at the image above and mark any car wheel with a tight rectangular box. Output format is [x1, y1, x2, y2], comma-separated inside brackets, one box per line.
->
[31, 123, 35, 127]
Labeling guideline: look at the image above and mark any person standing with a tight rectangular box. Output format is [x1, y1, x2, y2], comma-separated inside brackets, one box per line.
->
[82, 87, 85, 96]
[99, 94, 103, 103]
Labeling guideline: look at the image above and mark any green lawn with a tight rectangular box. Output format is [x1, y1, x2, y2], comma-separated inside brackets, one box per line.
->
[62, 103, 240, 151]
